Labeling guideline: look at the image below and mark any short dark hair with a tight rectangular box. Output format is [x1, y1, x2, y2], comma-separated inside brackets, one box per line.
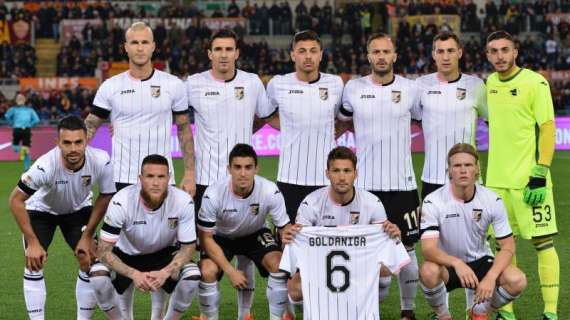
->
[486, 30, 514, 45]
[229, 143, 258, 166]
[141, 154, 169, 173]
[291, 30, 322, 50]
[432, 31, 462, 49]
[209, 28, 239, 50]
[57, 115, 87, 133]
[447, 143, 479, 165]
[366, 32, 394, 50]
[327, 146, 357, 170]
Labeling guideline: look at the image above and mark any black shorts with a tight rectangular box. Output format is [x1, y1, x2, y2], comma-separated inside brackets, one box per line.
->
[446, 255, 495, 291]
[26, 206, 92, 252]
[13, 128, 31, 147]
[370, 190, 420, 246]
[112, 246, 179, 294]
[276, 182, 323, 222]
[202, 228, 280, 278]
[421, 182, 443, 200]
[193, 184, 209, 216]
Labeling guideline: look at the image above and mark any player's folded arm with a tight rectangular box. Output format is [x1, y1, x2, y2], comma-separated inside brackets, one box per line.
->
[89, 105, 111, 120]
[16, 180, 36, 197]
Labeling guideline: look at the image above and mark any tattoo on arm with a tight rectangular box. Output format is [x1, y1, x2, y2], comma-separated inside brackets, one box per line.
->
[175, 114, 196, 175]
[164, 243, 195, 277]
[98, 240, 136, 278]
[85, 114, 105, 140]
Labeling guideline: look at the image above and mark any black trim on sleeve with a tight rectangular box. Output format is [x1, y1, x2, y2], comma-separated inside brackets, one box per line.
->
[276, 222, 290, 229]
[178, 240, 197, 245]
[140, 69, 155, 82]
[17, 180, 37, 196]
[99, 192, 116, 196]
[495, 233, 513, 240]
[172, 108, 189, 116]
[90, 106, 111, 119]
[420, 226, 439, 236]
[197, 219, 216, 228]
[101, 223, 121, 235]
[279, 268, 292, 279]
[339, 105, 353, 117]
[259, 108, 278, 120]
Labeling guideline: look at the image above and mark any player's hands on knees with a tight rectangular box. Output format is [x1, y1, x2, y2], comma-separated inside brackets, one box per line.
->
[474, 276, 496, 303]
[180, 173, 196, 197]
[452, 260, 478, 289]
[147, 269, 171, 291]
[227, 269, 248, 289]
[25, 239, 47, 271]
[382, 221, 401, 240]
[75, 235, 97, 272]
[281, 224, 302, 244]
[131, 271, 153, 292]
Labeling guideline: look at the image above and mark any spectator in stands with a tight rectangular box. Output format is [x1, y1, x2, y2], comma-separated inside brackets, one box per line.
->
[228, 0, 240, 17]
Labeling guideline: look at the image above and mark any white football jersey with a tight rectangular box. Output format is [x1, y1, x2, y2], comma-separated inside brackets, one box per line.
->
[187, 70, 275, 186]
[420, 185, 512, 263]
[279, 225, 410, 320]
[416, 73, 487, 185]
[197, 175, 290, 238]
[296, 187, 387, 226]
[340, 75, 420, 191]
[19, 146, 115, 215]
[100, 185, 196, 255]
[267, 72, 344, 186]
[92, 69, 188, 185]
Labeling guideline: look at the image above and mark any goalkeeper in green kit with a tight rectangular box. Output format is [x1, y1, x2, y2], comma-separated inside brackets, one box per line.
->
[485, 30, 559, 320]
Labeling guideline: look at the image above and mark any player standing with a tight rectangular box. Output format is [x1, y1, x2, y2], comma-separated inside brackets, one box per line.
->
[338, 33, 420, 320]
[4, 93, 40, 170]
[8, 116, 116, 320]
[416, 31, 487, 199]
[186, 29, 276, 319]
[485, 30, 559, 320]
[90, 154, 200, 320]
[196, 144, 293, 320]
[420, 143, 527, 319]
[265, 30, 344, 222]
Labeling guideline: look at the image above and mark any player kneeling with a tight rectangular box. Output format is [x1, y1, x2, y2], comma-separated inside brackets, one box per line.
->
[90, 155, 200, 320]
[197, 144, 294, 320]
[419, 144, 527, 320]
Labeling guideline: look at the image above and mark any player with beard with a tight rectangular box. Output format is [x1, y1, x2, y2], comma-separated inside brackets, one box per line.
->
[90, 155, 200, 320]
[338, 33, 420, 320]
[9, 115, 116, 320]
[485, 31, 559, 320]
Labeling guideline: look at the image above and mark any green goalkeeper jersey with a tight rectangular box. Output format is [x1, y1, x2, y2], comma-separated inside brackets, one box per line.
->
[485, 68, 554, 189]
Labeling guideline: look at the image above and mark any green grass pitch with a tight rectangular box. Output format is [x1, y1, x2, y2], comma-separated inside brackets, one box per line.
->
[0, 152, 568, 319]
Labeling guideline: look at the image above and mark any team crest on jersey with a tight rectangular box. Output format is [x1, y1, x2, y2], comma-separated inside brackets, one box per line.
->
[350, 211, 360, 224]
[391, 90, 401, 103]
[456, 88, 466, 100]
[249, 203, 260, 215]
[81, 175, 92, 186]
[168, 217, 179, 229]
[151, 85, 161, 98]
[234, 87, 245, 100]
[319, 87, 328, 100]
[472, 209, 483, 222]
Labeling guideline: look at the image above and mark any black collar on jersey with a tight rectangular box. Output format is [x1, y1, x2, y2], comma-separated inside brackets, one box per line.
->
[70, 156, 86, 173]
[140, 69, 155, 82]
[499, 67, 523, 82]
[308, 72, 321, 84]
[341, 187, 356, 206]
[382, 75, 395, 86]
[447, 73, 462, 84]
[235, 180, 255, 199]
[464, 185, 476, 204]
[225, 70, 238, 83]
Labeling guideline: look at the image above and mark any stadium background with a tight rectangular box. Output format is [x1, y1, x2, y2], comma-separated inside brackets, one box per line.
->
[0, 0, 569, 318]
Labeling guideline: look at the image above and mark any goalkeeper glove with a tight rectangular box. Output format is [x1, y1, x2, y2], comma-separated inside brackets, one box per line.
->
[523, 165, 548, 206]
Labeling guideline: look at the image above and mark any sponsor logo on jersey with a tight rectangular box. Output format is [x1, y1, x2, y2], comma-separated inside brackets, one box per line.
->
[360, 94, 376, 99]
[205, 91, 220, 96]
[120, 89, 135, 95]
[81, 175, 92, 186]
[456, 88, 466, 100]
[36, 165, 45, 173]
[472, 209, 483, 222]
[168, 217, 178, 229]
[288, 89, 303, 94]
[350, 211, 360, 224]
[112, 201, 122, 207]
[55, 180, 68, 185]
[427, 90, 442, 95]
[151, 85, 161, 98]
[392, 90, 401, 103]
[250, 203, 260, 215]
[444, 213, 460, 219]
[490, 89, 498, 94]
[319, 87, 329, 100]
[234, 87, 244, 100]
[222, 208, 238, 213]
[133, 220, 147, 225]
[322, 215, 335, 219]
[510, 88, 517, 96]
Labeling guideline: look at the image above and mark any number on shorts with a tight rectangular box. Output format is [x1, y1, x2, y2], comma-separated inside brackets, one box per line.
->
[532, 205, 552, 223]
[257, 232, 275, 246]
[326, 250, 350, 293]
[403, 210, 419, 230]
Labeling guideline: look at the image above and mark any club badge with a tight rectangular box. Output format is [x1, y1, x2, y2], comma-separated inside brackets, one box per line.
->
[151, 85, 161, 98]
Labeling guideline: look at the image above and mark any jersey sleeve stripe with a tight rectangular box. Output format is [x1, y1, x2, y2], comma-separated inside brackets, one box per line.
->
[178, 240, 197, 245]
[101, 222, 121, 235]
[172, 109, 189, 115]
[99, 192, 116, 196]
[17, 180, 37, 196]
[495, 232, 513, 240]
[258, 108, 278, 120]
[91, 105, 111, 119]
[339, 105, 353, 117]
[197, 218, 215, 228]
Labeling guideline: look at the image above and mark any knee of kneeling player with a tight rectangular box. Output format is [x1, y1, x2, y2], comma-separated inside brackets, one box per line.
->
[287, 278, 303, 302]
[419, 262, 442, 287]
[199, 262, 220, 282]
[502, 268, 527, 295]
